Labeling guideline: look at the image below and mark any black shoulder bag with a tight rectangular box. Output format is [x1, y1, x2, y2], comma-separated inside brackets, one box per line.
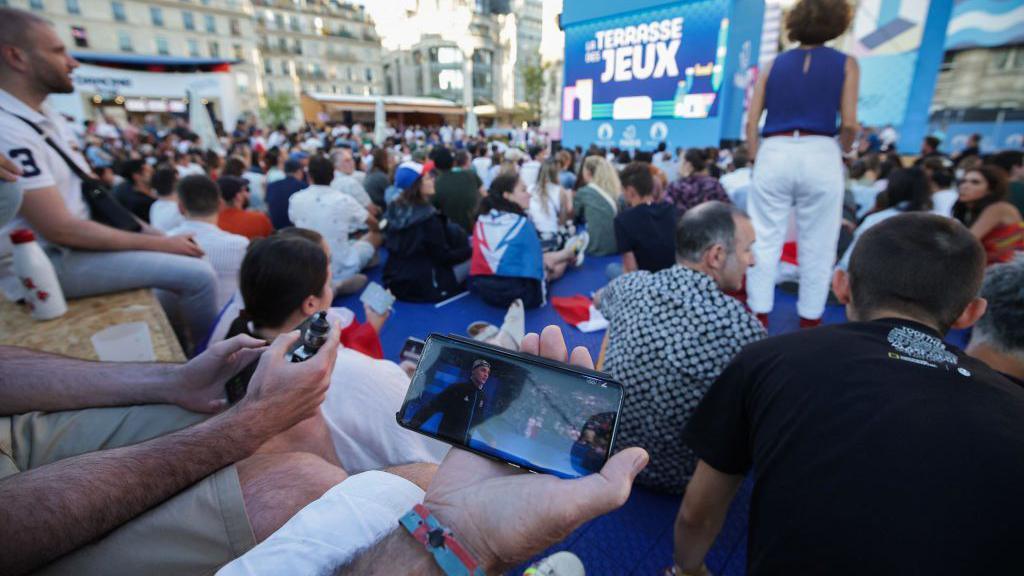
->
[8, 112, 141, 232]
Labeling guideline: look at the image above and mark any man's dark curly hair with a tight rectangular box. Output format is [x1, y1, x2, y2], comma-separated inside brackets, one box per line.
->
[785, 0, 853, 45]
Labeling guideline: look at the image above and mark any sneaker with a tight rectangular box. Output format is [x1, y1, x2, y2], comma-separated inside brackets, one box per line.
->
[572, 231, 590, 267]
[524, 551, 585, 576]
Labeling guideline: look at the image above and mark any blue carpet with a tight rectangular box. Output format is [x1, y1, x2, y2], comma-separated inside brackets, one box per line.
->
[334, 252, 971, 575]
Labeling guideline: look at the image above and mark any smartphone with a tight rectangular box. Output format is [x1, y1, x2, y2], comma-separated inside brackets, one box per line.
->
[396, 334, 625, 479]
[400, 336, 426, 364]
[360, 281, 396, 316]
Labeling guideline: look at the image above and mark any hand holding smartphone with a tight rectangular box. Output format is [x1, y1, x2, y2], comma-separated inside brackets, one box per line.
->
[397, 334, 624, 479]
[360, 282, 396, 316]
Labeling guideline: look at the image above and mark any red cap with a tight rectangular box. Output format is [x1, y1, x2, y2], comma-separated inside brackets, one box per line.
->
[10, 229, 36, 245]
[421, 160, 436, 175]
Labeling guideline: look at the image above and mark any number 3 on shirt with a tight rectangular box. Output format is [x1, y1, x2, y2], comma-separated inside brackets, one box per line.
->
[8, 148, 42, 178]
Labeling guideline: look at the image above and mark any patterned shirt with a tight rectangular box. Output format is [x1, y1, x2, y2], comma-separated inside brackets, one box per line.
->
[665, 174, 730, 217]
[598, 265, 765, 492]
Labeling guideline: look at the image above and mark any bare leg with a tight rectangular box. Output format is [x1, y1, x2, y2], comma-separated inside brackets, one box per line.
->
[543, 250, 574, 280]
[359, 230, 383, 249]
[237, 452, 348, 541]
[256, 412, 341, 467]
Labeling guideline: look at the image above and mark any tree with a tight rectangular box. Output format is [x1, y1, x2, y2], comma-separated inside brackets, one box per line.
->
[261, 92, 295, 129]
[521, 62, 547, 122]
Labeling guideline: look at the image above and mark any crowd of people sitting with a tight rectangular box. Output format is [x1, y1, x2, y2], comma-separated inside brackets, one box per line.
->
[1, 4, 1023, 576]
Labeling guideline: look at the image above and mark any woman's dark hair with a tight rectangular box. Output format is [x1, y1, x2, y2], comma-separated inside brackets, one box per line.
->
[684, 148, 708, 173]
[223, 156, 247, 178]
[479, 174, 525, 216]
[398, 175, 431, 206]
[238, 232, 328, 330]
[785, 0, 852, 45]
[953, 165, 1010, 227]
[371, 148, 389, 174]
[877, 167, 933, 212]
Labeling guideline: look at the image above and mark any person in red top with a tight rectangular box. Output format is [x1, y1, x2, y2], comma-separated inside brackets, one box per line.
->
[217, 176, 273, 240]
[953, 166, 1024, 264]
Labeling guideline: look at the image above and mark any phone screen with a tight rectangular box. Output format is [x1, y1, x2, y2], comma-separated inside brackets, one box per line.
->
[397, 335, 624, 478]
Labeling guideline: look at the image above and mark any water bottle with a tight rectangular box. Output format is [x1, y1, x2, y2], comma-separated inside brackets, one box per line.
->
[290, 311, 330, 362]
[10, 229, 67, 321]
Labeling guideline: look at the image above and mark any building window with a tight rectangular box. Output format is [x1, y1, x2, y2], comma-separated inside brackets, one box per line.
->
[280, 60, 289, 75]
[208, 41, 219, 57]
[277, 38, 286, 52]
[65, 0, 79, 15]
[111, 1, 125, 21]
[230, 18, 241, 36]
[233, 43, 243, 61]
[289, 16, 300, 32]
[204, 14, 216, 33]
[182, 11, 195, 31]
[71, 25, 88, 47]
[156, 37, 169, 56]
[236, 72, 248, 94]
[150, 7, 163, 26]
[188, 39, 199, 57]
[118, 31, 133, 52]
[365, 67, 373, 82]
[29, 0, 44, 10]
[264, 58, 272, 74]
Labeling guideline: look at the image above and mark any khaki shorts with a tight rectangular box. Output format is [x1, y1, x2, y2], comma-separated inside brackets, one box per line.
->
[0, 404, 256, 576]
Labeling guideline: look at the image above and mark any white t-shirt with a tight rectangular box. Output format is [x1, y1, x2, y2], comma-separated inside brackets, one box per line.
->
[321, 348, 449, 473]
[168, 220, 248, 309]
[289, 184, 369, 280]
[932, 188, 958, 218]
[0, 89, 91, 299]
[529, 182, 562, 235]
[216, 471, 423, 575]
[176, 163, 205, 178]
[330, 171, 372, 207]
[520, 160, 542, 195]
[149, 198, 185, 232]
[472, 156, 492, 185]
[720, 167, 752, 198]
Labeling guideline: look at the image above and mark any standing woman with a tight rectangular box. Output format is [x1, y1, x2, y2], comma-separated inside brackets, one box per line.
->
[953, 166, 1023, 265]
[744, 0, 859, 329]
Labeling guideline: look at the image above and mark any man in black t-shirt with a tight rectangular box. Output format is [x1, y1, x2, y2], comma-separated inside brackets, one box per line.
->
[614, 162, 677, 273]
[113, 159, 156, 223]
[409, 359, 492, 444]
[672, 213, 1024, 576]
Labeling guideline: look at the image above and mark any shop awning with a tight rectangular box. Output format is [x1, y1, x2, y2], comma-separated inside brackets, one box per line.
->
[304, 93, 464, 115]
[71, 52, 239, 73]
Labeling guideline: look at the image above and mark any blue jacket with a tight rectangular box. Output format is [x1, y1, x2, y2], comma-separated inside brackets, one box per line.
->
[266, 176, 307, 229]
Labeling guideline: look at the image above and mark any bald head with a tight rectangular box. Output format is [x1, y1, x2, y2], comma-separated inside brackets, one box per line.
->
[0, 8, 50, 54]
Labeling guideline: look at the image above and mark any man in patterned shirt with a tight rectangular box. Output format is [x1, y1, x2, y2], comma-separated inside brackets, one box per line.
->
[597, 201, 764, 492]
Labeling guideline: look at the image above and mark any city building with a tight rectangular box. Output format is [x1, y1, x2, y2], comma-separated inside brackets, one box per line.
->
[372, 0, 543, 126]
[253, 0, 384, 101]
[7, 0, 384, 129]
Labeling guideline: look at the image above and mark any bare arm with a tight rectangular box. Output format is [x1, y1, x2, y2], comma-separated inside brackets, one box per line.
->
[969, 203, 1017, 240]
[0, 327, 339, 576]
[0, 347, 179, 415]
[0, 405, 265, 575]
[673, 460, 744, 573]
[839, 56, 860, 154]
[18, 185, 202, 256]
[744, 61, 770, 160]
[622, 251, 638, 273]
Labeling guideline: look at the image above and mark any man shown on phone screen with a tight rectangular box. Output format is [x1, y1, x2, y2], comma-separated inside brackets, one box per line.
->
[409, 359, 492, 444]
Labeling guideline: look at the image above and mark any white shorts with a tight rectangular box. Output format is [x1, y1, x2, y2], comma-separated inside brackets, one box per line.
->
[333, 240, 375, 281]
